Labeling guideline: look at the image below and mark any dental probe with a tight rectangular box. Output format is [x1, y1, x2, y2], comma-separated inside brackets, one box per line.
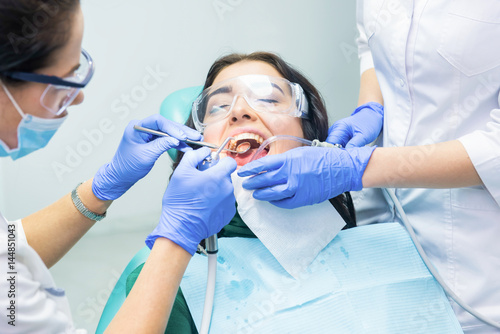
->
[133, 125, 250, 154]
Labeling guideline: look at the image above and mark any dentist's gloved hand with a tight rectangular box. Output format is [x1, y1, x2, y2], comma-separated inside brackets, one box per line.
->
[93, 114, 202, 200]
[146, 147, 237, 255]
[326, 102, 384, 148]
[237, 146, 376, 209]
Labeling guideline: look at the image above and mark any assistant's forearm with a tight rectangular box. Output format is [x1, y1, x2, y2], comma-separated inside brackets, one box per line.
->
[358, 68, 384, 106]
[362, 140, 482, 188]
[105, 238, 191, 334]
[22, 179, 112, 268]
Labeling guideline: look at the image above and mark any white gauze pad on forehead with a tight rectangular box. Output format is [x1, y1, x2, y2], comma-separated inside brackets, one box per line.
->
[232, 173, 345, 279]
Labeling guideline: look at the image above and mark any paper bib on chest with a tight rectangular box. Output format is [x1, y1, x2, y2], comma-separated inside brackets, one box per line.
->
[232, 174, 346, 278]
[181, 223, 463, 334]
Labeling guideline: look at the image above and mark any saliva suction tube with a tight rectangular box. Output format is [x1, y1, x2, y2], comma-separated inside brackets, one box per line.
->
[249, 134, 341, 162]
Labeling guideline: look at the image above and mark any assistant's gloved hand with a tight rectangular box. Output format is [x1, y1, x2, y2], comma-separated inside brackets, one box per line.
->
[92, 114, 202, 201]
[146, 147, 237, 255]
[237, 145, 376, 209]
[326, 102, 384, 148]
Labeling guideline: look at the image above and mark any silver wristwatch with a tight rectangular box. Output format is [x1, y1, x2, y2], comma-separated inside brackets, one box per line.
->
[71, 182, 106, 221]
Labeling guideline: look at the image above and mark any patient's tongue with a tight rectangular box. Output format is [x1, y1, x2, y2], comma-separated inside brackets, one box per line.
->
[234, 149, 268, 166]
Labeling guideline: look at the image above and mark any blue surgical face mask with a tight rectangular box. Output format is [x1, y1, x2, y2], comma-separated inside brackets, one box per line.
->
[0, 82, 67, 160]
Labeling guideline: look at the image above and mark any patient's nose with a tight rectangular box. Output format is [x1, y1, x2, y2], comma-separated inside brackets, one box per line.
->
[229, 96, 258, 124]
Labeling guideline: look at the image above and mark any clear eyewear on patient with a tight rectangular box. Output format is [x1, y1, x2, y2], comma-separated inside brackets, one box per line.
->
[191, 74, 309, 154]
[192, 74, 309, 130]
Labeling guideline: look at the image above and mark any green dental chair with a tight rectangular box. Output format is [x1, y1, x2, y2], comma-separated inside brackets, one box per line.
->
[95, 86, 202, 334]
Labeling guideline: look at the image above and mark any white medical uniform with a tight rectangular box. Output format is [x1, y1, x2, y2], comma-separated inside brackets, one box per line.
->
[354, 0, 500, 332]
[0, 212, 86, 333]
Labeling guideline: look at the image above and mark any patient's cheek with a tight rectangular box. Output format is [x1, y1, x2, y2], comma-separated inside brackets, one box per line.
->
[269, 140, 305, 155]
[264, 114, 304, 138]
[202, 125, 222, 145]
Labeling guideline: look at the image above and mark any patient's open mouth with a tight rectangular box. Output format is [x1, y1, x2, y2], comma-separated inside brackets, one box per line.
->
[228, 133, 269, 166]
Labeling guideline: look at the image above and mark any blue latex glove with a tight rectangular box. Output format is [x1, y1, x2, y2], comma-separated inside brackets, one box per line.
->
[92, 114, 202, 200]
[237, 146, 376, 209]
[146, 147, 237, 255]
[326, 102, 384, 148]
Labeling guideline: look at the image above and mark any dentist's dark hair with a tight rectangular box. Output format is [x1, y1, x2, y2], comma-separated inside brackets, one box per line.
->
[175, 52, 356, 228]
[0, 0, 81, 85]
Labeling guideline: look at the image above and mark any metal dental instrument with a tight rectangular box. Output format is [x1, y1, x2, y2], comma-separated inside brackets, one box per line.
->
[133, 125, 250, 154]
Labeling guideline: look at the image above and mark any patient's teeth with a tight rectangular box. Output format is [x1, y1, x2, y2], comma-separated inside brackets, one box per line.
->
[230, 132, 265, 146]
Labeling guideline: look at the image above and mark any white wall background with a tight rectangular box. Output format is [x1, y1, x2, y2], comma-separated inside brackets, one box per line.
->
[0, 0, 361, 332]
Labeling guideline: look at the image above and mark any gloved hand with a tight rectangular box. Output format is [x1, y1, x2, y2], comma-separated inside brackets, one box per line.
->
[93, 114, 202, 200]
[326, 102, 384, 148]
[237, 145, 376, 209]
[146, 147, 237, 255]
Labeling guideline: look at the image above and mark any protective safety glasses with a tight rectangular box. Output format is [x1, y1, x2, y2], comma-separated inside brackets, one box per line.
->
[192, 75, 309, 132]
[2, 49, 94, 115]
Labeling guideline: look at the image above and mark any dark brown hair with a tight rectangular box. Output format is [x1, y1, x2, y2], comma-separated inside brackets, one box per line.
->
[0, 0, 80, 85]
[176, 52, 356, 228]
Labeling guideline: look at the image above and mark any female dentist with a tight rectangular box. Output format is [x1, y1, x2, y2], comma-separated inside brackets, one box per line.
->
[0, 1, 237, 333]
[238, 1, 500, 332]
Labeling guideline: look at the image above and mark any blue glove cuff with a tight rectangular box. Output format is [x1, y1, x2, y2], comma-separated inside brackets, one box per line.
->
[351, 102, 384, 117]
[349, 145, 377, 191]
[145, 231, 198, 255]
[92, 163, 134, 201]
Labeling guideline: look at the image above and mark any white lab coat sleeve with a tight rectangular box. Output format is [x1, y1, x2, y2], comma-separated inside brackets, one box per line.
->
[458, 99, 500, 206]
[0, 217, 86, 333]
[356, 0, 375, 76]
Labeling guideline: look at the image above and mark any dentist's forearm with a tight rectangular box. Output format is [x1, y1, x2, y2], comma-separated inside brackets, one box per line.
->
[105, 237, 191, 334]
[22, 178, 112, 268]
[362, 140, 482, 189]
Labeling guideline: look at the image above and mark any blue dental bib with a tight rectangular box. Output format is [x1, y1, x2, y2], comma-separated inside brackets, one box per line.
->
[181, 223, 463, 334]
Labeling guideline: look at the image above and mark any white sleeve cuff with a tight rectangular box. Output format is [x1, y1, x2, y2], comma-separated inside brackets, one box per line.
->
[459, 132, 500, 206]
[13, 219, 27, 243]
[359, 53, 375, 76]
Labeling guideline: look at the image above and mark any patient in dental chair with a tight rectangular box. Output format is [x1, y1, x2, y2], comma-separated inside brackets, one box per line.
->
[128, 52, 356, 333]
[123, 52, 462, 334]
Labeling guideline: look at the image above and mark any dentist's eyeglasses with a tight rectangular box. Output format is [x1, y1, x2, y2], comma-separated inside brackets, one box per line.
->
[1, 49, 94, 115]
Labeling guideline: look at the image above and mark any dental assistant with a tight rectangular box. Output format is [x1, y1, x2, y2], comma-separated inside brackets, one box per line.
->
[0, 1, 237, 333]
[238, 0, 500, 332]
